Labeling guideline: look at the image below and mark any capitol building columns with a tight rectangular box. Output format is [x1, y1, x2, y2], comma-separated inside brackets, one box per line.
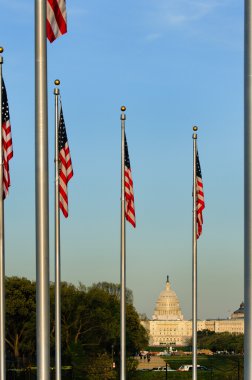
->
[141, 277, 244, 347]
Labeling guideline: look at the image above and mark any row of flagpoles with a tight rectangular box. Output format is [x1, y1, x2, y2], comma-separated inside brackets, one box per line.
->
[0, 55, 204, 380]
[0, 44, 204, 380]
[2, 1, 137, 378]
[0, 0, 252, 380]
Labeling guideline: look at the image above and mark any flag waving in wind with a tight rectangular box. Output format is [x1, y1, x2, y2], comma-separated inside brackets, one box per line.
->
[2, 80, 13, 199]
[47, 0, 67, 43]
[58, 104, 73, 217]
[124, 134, 136, 228]
[196, 150, 205, 238]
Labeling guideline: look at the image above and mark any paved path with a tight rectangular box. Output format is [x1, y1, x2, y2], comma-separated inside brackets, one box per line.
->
[137, 356, 166, 370]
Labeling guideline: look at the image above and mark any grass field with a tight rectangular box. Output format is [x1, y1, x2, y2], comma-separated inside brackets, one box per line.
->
[5, 355, 244, 379]
[130, 355, 243, 380]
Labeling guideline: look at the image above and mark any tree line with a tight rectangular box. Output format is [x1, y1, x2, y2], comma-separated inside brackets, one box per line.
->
[5, 276, 148, 378]
[195, 329, 244, 354]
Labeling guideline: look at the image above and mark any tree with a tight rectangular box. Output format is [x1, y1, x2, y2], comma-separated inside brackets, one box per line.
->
[50, 282, 92, 358]
[5, 276, 148, 377]
[5, 277, 36, 365]
[90, 282, 133, 305]
[126, 304, 149, 355]
[195, 331, 244, 354]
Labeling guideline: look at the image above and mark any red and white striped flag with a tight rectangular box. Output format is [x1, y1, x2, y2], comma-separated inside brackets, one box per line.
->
[47, 0, 67, 43]
[124, 134, 136, 228]
[58, 104, 73, 217]
[196, 150, 205, 238]
[1, 80, 13, 199]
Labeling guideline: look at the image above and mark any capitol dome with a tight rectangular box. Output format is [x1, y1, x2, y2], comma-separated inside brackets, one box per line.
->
[152, 276, 184, 321]
[231, 302, 244, 319]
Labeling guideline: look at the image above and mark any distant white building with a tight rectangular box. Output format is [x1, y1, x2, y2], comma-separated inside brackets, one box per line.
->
[141, 277, 244, 347]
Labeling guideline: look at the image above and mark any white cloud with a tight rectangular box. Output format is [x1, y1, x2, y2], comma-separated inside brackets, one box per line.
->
[147, 0, 227, 28]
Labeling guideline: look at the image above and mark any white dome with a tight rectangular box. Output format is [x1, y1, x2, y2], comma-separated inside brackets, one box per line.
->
[152, 277, 184, 321]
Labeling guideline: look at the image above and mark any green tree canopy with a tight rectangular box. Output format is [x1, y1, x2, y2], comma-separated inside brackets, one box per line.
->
[195, 330, 244, 354]
[5, 277, 36, 363]
[5, 276, 148, 377]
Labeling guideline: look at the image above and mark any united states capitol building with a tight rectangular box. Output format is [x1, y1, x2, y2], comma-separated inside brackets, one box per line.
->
[141, 276, 244, 347]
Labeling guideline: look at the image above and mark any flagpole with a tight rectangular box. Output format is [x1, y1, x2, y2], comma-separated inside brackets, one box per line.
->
[120, 106, 126, 380]
[54, 80, 61, 380]
[0, 46, 5, 380]
[35, 1, 50, 379]
[244, 1, 252, 378]
[192, 126, 198, 380]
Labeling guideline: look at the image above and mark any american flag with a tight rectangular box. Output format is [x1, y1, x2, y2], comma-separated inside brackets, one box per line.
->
[124, 134, 136, 228]
[47, 0, 67, 43]
[2, 80, 13, 199]
[196, 150, 205, 239]
[58, 104, 73, 217]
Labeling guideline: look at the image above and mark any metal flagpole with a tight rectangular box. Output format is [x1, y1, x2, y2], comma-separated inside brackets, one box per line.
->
[192, 126, 198, 380]
[244, 1, 252, 378]
[0, 46, 5, 380]
[120, 106, 126, 380]
[54, 80, 61, 380]
[35, 1, 50, 379]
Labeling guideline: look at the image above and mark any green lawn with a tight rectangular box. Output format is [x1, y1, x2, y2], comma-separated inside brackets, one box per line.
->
[130, 355, 243, 380]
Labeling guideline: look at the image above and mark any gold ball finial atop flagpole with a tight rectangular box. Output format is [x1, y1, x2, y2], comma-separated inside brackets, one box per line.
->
[54, 80, 60, 95]
[192, 126, 198, 139]
[121, 106, 126, 112]
[0, 47, 3, 54]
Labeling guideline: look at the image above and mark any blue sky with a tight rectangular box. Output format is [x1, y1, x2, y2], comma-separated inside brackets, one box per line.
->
[0, 0, 244, 320]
